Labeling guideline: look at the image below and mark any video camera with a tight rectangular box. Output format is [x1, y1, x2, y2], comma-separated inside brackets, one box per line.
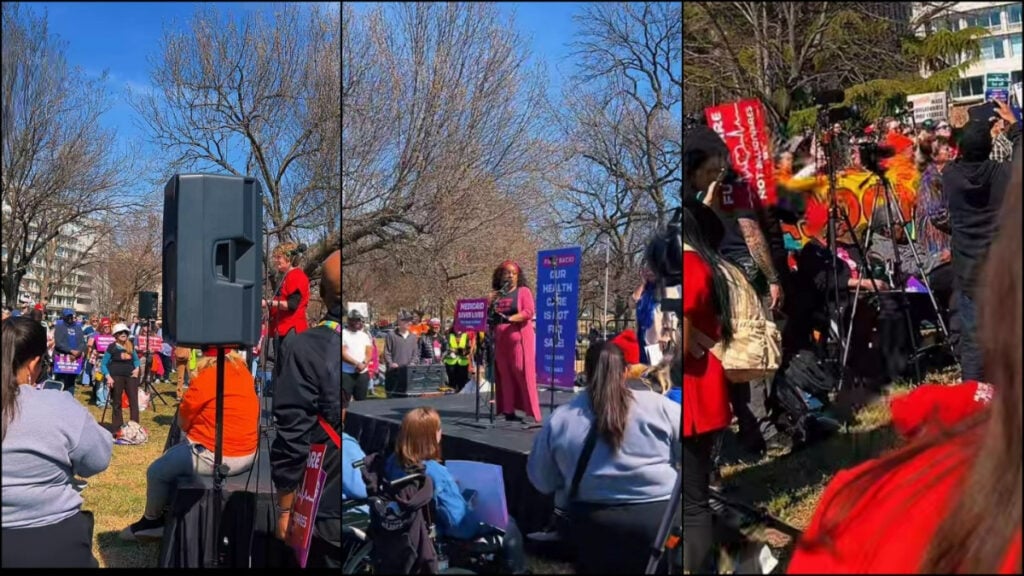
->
[857, 141, 896, 175]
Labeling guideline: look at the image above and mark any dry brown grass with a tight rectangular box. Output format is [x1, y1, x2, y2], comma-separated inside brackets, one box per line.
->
[74, 379, 181, 568]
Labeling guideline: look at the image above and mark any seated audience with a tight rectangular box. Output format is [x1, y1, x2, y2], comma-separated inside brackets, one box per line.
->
[119, 349, 258, 541]
[386, 407, 528, 573]
[527, 342, 681, 575]
[2, 317, 113, 568]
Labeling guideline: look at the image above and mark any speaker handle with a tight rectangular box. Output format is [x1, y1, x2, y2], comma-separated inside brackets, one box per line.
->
[214, 240, 238, 283]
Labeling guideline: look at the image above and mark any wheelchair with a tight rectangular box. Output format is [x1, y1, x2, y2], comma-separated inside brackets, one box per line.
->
[342, 498, 372, 574]
[348, 456, 511, 575]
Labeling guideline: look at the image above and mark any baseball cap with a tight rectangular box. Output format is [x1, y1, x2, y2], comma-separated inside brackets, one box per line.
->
[347, 309, 364, 321]
[62, 308, 74, 317]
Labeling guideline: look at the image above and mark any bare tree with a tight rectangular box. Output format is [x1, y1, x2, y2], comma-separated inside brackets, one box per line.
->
[342, 2, 554, 265]
[570, 1, 682, 224]
[1, 3, 140, 307]
[129, 4, 340, 272]
[34, 219, 110, 306]
[97, 213, 163, 320]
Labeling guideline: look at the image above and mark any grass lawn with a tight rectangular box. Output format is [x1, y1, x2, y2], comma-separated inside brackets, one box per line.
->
[75, 378, 181, 568]
[717, 367, 962, 569]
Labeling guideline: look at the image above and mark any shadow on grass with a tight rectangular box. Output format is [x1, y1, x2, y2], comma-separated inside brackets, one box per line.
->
[95, 529, 160, 568]
[720, 423, 899, 509]
[152, 414, 176, 427]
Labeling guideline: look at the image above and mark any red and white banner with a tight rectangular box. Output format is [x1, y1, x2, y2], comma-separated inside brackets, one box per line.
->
[704, 99, 777, 206]
[136, 334, 164, 354]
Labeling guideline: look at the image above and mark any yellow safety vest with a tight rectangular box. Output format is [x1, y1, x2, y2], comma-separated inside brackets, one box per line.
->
[188, 349, 198, 371]
[445, 333, 469, 366]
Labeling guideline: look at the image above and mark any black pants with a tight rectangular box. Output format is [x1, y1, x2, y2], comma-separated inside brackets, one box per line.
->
[56, 372, 78, 397]
[268, 329, 297, 396]
[341, 371, 369, 401]
[1, 510, 98, 568]
[569, 499, 670, 574]
[111, 374, 140, 429]
[683, 432, 716, 574]
[309, 520, 341, 568]
[445, 363, 470, 393]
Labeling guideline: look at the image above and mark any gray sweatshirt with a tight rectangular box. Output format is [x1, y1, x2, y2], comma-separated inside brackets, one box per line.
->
[383, 330, 419, 368]
[527, 387, 680, 505]
[2, 385, 114, 528]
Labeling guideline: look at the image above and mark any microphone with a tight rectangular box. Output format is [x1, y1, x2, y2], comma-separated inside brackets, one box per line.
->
[501, 280, 512, 294]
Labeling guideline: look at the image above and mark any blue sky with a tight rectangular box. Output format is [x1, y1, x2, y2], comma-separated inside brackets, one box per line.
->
[24, 2, 338, 194]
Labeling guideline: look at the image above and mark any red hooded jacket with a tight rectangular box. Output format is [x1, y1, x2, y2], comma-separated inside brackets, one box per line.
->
[789, 381, 1021, 573]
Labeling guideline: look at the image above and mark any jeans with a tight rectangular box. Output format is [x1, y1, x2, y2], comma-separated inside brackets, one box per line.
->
[958, 291, 983, 381]
[56, 373, 78, 397]
[95, 379, 109, 407]
[144, 439, 256, 519]
[727, 378, 779, 454]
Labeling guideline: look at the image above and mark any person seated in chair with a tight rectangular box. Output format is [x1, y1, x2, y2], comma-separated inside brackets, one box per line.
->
[527, 342, 681, 575]
[342, 388, 367, 504]
[119, 349, 259, 541]
[385, 406, 528, 574]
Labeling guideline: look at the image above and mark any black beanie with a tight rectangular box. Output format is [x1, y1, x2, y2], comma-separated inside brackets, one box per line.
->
[959, 120, 992, 162]
[684, 125, 730, 178]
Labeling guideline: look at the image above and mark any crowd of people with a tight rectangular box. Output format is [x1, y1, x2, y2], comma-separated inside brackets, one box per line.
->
[1, 245, 343, 568]
[342, 222, 682, 574]
[682, 95, 1022, 574]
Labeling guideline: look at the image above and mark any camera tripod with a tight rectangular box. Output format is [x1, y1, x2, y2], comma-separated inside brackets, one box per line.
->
[136, 319, 172, 410]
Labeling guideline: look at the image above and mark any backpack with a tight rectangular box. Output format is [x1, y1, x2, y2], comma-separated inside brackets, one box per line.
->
[116, 421, 149, 445]
[684, 244, 781, 383]
[359, 452, 439, 574]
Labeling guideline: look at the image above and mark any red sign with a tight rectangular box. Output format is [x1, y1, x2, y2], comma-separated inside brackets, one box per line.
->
[136, 334, 164, 353]
[704, 99, 777, 205]
[286, 443, 328, 567]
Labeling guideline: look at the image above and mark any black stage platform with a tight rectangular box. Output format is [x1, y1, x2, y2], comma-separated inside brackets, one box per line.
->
[344, 388, 578, 534]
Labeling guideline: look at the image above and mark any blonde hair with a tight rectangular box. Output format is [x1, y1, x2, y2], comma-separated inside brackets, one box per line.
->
[272, 243, 302, 267]
[190, 350, 248, 380]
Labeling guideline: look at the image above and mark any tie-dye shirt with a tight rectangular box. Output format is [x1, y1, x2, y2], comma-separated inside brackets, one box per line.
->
[915, 163, 951, 256]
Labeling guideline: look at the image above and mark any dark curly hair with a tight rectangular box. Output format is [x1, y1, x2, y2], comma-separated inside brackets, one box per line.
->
[491, 260, 531, 291]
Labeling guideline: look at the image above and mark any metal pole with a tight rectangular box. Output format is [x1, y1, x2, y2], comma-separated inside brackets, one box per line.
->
[603, 241, 609, 340]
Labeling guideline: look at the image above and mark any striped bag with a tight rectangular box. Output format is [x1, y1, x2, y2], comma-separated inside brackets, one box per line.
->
[684, 244, 781, 383]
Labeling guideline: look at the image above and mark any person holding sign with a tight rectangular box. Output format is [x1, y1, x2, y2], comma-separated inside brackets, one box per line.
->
[488, 260, 541, 423]
[52, 309, 87, 397]
[270, 249, 342, 568]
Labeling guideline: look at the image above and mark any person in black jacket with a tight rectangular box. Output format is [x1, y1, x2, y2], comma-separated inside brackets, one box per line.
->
[53, 308, 88, 396]
[942, 101, 1020, 381]
[270, 249, 341, 568]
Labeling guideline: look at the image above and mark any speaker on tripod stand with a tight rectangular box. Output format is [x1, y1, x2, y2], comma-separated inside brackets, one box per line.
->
[137, 291, 171, 410]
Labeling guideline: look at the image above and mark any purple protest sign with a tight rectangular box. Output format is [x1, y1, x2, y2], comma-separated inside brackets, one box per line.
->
[53, 354, 84, 375]
[94, 334, 115, 353]
[454, 298, 489, 333]
[536, 247, 581, 389]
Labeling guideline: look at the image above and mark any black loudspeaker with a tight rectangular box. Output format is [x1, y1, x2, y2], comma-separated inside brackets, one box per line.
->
[163, 174, 262, 347]
[386, 365, 447, 397]
[138, 291, 159, 319]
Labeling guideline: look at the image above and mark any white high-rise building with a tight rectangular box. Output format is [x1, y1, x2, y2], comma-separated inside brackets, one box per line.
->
[913, 2, 1023, 104]
[1, 210, 106, 318]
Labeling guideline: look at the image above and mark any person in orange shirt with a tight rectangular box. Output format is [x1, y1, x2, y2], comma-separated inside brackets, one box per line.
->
[119, 349, 259, 541]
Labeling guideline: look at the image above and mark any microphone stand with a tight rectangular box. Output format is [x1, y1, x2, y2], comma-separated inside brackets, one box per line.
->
[455, 293, 502, 430]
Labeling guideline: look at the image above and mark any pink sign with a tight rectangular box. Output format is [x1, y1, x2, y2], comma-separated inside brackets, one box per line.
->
[286, 443, 328, 567]
[94, 334, 115, 353]
[454, 298, 489, 333]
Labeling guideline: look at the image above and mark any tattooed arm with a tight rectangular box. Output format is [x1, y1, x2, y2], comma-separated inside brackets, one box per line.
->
[737, 217, 779, 284]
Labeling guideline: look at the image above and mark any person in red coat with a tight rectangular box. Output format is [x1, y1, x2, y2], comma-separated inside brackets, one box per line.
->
[788, 152, 1024, 575]
[680, 200, 732, 574]
[262, 242, 310, 387]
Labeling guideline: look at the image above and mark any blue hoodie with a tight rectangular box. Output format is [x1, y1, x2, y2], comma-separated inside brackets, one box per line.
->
[384, 453, 484, 540]
[341, 432, 367, 500]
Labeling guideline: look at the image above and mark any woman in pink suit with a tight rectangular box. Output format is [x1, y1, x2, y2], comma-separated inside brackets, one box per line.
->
[490, 260, 542, 423]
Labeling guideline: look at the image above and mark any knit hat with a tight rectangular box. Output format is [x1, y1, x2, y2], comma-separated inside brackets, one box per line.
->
[959, 120, 993, 162]
[611, 329, 641, 365]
